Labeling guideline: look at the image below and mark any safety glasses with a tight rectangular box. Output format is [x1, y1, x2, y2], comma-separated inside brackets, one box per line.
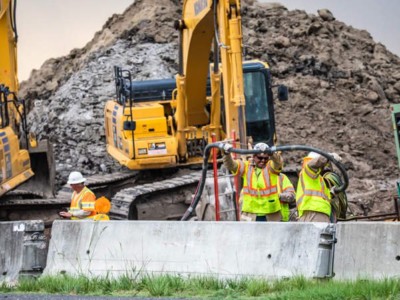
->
[256, 156, 269, 161]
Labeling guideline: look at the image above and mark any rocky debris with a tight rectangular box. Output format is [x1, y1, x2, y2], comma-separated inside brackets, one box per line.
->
[19, 0, 400, 215]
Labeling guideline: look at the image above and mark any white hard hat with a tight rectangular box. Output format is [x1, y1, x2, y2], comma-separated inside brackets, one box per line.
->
[253, 142, 269, 151]
[306, 152, 320, 159]
[67, 171, 86, 184]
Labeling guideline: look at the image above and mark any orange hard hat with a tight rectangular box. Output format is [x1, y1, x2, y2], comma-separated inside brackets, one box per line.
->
[95, 196, 111, 214]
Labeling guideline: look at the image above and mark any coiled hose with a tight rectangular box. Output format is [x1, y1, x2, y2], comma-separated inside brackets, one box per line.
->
[181, 143, 349, 221]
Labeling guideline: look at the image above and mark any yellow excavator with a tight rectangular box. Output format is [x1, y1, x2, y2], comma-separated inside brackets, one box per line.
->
[0, 0, 56, 220]
[104, 0, 289, 220]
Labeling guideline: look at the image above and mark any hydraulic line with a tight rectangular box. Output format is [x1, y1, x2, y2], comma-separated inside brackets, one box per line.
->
[181, 143, 349, 221]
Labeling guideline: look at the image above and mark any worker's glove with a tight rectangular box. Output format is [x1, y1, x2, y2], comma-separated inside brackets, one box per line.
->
[270, 151, 283, 171]
[279, 192, 295, 203]
[271, 151, 282, 164]
[221, 143, 233, 155]
[329, 152, 342, 162]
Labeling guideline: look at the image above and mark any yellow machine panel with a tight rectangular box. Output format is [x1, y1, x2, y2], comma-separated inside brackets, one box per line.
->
[124, 103, 168, 137]
[105, 100, 178, 170]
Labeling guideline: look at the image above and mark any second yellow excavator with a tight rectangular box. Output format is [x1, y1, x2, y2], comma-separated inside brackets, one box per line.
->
[104, 0, 288, 220]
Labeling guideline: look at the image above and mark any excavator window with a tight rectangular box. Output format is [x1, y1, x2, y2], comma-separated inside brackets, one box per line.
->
[243, 70, 275, 145]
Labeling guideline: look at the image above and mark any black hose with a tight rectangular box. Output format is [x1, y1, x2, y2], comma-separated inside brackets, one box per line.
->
[181, 142, 349, 221]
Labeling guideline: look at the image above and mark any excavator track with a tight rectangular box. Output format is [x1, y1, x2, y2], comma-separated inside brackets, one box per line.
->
[110, 170, 203, 220]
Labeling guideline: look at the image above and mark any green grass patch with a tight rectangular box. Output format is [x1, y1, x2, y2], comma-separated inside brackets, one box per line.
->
[1, 274, 400, 299]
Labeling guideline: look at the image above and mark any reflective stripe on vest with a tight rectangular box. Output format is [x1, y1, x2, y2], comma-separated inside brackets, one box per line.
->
[70, 187, 96, 220]
[234, 160, 246, 176]
[241, 161, 280, 214]
[297, 176, 329, 206]
[242, 165, 277, 196]
[296, 167, 331, 217]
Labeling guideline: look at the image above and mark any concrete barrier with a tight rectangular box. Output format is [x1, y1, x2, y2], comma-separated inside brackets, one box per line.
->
[334, 222, 400, 280]
[45, 220, 333, 279]
[0, 221, 47, 284]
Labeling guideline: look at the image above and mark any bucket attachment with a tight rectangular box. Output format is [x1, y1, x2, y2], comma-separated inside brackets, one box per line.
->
[18, 139, 55, 198]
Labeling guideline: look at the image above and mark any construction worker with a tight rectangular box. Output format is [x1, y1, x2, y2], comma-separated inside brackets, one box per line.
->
[278, 173, 296, 221]
[222, 142, 295, 222]
[59, 171, 97, 220]
[296, 152, 341, 222]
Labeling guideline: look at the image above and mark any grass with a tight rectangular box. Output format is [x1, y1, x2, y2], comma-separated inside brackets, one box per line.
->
[1, 274, 400, 299]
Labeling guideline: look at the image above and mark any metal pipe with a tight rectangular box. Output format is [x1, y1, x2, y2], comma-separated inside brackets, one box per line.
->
[231, 130, 240, 221]
[211, 134, 220, 221]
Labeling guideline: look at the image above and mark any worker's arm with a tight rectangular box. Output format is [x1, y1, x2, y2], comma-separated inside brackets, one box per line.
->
[79, 191, 96, 216]
[306, 154, 328, 175]
[70, 209, 92, 218]
[222, 153, 239, 173]
[270, 151, 283, 172]
[70, 191, 96, 219]
[279, 174, 295, 203]
[59, 209, 91, 219]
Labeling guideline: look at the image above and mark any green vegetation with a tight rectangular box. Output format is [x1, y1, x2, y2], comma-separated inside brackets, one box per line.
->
[1, 274, 400, 299]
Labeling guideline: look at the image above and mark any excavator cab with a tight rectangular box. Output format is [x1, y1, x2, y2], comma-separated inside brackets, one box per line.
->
[242, 61, 277, 145]
[105, 60, 287, 170]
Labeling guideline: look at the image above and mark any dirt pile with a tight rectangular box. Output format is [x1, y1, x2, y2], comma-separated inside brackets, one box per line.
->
[19, 0, 400, 216]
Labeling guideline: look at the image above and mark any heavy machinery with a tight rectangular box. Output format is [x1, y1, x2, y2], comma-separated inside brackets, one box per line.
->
[390, 103, 400, 220]
[0, 0, 60, 221]
[0, 0, 134, 223]
[104, 0, 289, 220]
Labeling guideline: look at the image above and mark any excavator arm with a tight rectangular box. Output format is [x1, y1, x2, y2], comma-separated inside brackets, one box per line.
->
[0, 0, 18, 91]
[216, 0, 247, 144]
[175, 0, 247, 160]
[0, 0, 34, 195]
[0, 0, 55, 200]
[0, 0, 20, 130]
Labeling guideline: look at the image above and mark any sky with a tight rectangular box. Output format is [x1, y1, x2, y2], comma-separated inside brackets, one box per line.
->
[16, 0, 400, 81]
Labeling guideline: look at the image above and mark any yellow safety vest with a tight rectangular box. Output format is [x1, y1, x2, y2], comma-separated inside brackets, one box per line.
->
[296, 164, 331, 217]
[278, 173, 295, 222]
[235, 160, 281, 215]
[70, 186, 96, 220]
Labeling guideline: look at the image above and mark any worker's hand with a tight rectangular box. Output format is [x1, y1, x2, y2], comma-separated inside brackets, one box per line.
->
[221, 143, 233, 155]
[329, 152, 342, 162]
[59, 211, 72, 218]
[279, 192, 295, 203]
[307, 152, 327, 169]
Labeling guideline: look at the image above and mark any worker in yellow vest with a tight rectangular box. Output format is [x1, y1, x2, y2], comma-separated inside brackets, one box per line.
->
[278, 173, 295, 221]
[296, 152, 341, 222]
[222, 142, 295, 222]
[59, 171, 97, 220]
